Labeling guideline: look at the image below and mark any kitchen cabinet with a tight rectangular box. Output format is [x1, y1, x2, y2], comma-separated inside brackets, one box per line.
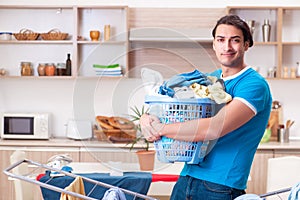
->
[246, 149, 274, 195]
[246, 142, 300, 195]
[274, 149, 300, 158]
[227, 6, 300, 79]
[0, 5, 128, 78]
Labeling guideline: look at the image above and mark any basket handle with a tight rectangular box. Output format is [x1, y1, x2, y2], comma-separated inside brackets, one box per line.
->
[19, 28, 35, 34]
[47, 28, 61, 34]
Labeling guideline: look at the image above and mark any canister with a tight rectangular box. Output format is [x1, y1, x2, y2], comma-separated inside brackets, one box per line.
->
[21, 62, 32, 76]
[104, 25, 110, 41]
[38, 63, 46, 76]
[56, 63, 66, 76]
[0, 32, 12, 40]
[277, 126, 289, 143]
[45, 63, 56, 76]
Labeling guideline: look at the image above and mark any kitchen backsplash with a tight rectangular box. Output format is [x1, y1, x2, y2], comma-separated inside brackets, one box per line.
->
[0, 78, 299, 140]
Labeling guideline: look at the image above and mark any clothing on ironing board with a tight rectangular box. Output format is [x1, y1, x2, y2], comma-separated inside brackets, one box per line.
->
[102, 187, 126, 200]
[234, 194, 263, 200]
[288, 182, 300, 200]
[60, 176, 85, 200]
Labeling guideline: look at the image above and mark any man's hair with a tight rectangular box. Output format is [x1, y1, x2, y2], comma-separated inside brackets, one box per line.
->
[212, 14, 254, 47]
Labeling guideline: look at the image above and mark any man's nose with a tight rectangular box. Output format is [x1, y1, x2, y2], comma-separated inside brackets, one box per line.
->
[224, 40, 233, 50]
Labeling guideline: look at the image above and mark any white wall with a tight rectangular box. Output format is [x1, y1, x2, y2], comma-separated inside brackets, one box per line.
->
[0, 0, 299, 139]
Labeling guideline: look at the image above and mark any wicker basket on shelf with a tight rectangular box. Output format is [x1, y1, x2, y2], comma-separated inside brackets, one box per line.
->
[40, 29, 68, 40]
[13, 28, 39, 40]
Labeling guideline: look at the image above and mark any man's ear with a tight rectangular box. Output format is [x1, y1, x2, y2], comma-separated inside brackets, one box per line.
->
[212, 41, 216, 51]
[244, 41, 250, 51]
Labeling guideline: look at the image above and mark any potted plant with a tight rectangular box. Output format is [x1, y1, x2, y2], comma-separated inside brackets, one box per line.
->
[128, 105, 156, 171]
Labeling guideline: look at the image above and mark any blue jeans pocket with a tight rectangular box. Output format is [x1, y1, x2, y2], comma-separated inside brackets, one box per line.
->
[203, 181, 245, 200]
[204, 180, 232, 193]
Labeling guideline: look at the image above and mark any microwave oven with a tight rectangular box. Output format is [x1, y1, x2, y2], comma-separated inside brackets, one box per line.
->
[1, 113, 49, 139]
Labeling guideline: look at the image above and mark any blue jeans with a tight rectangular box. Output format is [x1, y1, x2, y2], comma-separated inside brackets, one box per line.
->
[170, 176, 246, 200]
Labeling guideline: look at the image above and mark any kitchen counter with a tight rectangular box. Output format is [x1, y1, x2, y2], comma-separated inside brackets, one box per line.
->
[0, 138, 150, 150]
[258, 141, 300, 150]
[0, 138, 299, 150]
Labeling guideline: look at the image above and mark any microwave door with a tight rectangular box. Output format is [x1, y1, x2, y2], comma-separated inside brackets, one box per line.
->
[4, 117, 34, 135]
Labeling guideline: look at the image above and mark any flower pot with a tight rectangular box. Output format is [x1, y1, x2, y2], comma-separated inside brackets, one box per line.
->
[136, 150, 155, 171]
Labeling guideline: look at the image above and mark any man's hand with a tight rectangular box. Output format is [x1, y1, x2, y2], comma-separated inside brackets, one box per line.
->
[140, 114, 163, 142]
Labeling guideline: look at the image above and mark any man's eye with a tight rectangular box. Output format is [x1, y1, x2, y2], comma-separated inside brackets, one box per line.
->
[217, 38, 224, 42]
[232, 39, 241, 43]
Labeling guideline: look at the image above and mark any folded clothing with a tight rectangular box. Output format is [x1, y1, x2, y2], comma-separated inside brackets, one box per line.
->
[93, 64, 120, 70]
[95, 72, 122, 76]
[93, 64, 122, 76]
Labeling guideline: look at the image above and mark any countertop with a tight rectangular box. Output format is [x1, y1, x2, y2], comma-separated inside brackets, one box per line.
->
[0, 138, 148, 149]
[258, 141, 300, 150]
[0, 138, 299, 150]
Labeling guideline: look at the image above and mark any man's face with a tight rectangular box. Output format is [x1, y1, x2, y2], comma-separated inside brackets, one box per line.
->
[213, 24, 249, 68]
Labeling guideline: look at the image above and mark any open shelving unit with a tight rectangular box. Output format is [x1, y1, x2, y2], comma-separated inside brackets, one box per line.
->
[227, 6, 300, 79]
[0, 5, 128, 78]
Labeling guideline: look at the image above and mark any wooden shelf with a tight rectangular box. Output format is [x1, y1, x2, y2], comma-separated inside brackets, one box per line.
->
[282, 42, 300, 45]
[227, 6, 300, 79]
[0, 76, 75, 79]
[0, 40, 73, 44]
[77, 40, 127, 45]
[254, 41, 279, 45]
[0, 5, 129, 79]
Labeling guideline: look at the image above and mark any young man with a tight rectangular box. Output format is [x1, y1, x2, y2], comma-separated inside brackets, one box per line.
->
[140, 15, 272, 199]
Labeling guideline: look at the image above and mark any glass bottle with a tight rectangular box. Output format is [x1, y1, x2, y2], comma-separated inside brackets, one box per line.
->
[262, 19, 271, 42]
[65, 53, 72, 76]
[283, 66, 289, 78]
[104, 25, 111, 41]
[297, 62, 300, 78]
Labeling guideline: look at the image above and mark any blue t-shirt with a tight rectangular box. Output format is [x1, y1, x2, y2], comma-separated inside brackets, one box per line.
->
[180, 66, 272, 190]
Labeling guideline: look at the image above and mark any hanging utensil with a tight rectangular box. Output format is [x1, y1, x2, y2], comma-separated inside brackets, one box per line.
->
[286, 119, 291, 128]
[286, 120, 295, 128]
[288, 120, 295, 128]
